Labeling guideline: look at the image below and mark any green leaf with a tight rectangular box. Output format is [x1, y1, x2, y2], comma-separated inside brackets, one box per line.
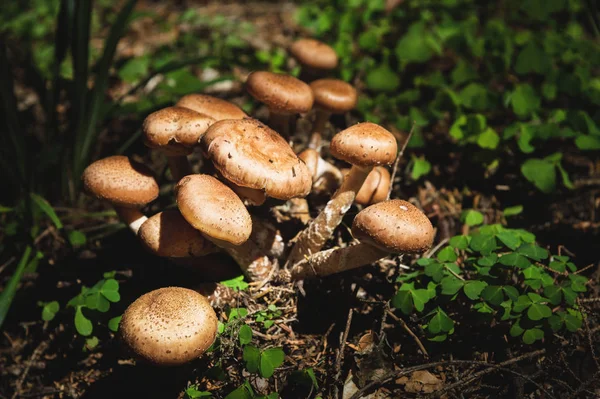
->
[527, 303, 552, 321]
[260, 348, 285, 378]
[477, 128, 500, 149]
[464, 281, 488, 300]
[575, 135, 600, 150]
[68, 230, 87, 247]
[496, 230, 521, 250]
[75, 307, 93, 336]
[521, 158, 556, 193]
[503, 205, 523, 217]
[395, 22, 434, 66]
[85, 292, 110, 312]
[118, 55, 150, 83]
[515, 42, 551, 75]
[470, 234, 496, 255]
[100, 279, 120, 302]
[499, 253, 531, 268]
[564, 314, 582, 332]
[391, 290, 413, 314]
[85, 336, 99, 350]
[510, 321, 525, 337]
[411, 289, 430, 312]
[108, 315, 121, 332]
[482, 286, 504, 305]
[424, 262, 444, 282]
[41, 301, 60, 321]
[220, 275, 249, 292]
[459, 83, 490, 111]
[366, 62, 400, 92]
[441, 276, 464, 296]
[513, 295, 533, 312]
[449, 235, 469, 250]
[518, 244, 549, 261]
[511, 84, 540, 119]
[437, 246, 457, 262]
[229, 308, 249, 320]
[522, 328, 544, 344]
[477, 253, 498, 267]
[411, 156, 431, 180]
[428, 308, 454, 334]
[186, 385, 213, 398]
[461, 210, 484, 226]
[239, 325, 253, 346]
[30, 193, 63, 229]
[243, 345, 260, 373]
[224, 385, 253, 399]
[503, 286, 520, 301]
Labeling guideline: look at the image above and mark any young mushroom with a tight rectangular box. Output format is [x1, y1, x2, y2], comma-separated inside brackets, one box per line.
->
[82, 155, 159, 234]
[142, 106, 215, 180]
[286, 122, 397, 267]
[175, 174, 272, 282]
[290, 200, 434, 279]
[245, 71, 314, 139]
[176, 94, 247, 121]
[119, 287, 218, 366]
[298, 148, 343, 195]
[347, 166, 391, 206]
[289, 38, 339, 80]
[308, 79, 357, 150]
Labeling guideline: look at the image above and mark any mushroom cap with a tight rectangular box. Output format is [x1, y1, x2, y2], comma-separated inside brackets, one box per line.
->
[297, 148, 319, 181]
[142, 106, 215, 156]
[352, 199, 434, 254]
[310, 79, 357, 114]
[246, 71, 314, 114]
[82, 155, 159, 208]
[330, 122, 397, 167]
[138, 210, 217, 258]
[119, 287, 218, 366]
[175, 174, 252, 246]
[355, 167, 391, 205]
[176, 94, 247, 121]
[201, 119, 312, 200]
[290, 38, 338, 71]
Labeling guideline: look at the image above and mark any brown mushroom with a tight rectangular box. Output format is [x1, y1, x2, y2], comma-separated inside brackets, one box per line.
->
[82, 155, 159, 234]
[176, 94, 247, 121]
[289, 38, 338, 80]
[119, 287, 218, 366]
[308, 79, 357, 150]
[351, 166, 391, 206]
[175, 174, 272, 281]
[290, 200, 434, 279]
[245, 71, 313, 138]
[142, 106, 215, 180]
[286, 122, 397, 266]
[298, 148, 343, 195]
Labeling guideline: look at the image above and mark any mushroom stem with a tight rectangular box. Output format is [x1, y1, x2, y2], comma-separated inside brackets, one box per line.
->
[269, 112, 291, 139]
[308, 110, 331, 150]
[285, 165, 373, 266]
[203, 237, 275, 282]
[290, 242, 388, 279]
[115, 207, 148, 234]
[166, 155, 192, 181]
[315, 156, 343, 187]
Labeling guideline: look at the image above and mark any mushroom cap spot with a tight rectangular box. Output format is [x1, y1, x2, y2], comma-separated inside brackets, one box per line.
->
[355, 166, 391, 205]
[175, 174, 252, 245]
[201, 119, 312, 200]
[310, 79, 357, 113]
[330, 122, 397, 167]
[138, 210, 217, 258]
[82, 155, 159, 207]
[142, 106, 215, 155]
[290, 38, 338, 70]
[119, 287, 218, 366]
[176, 94, 247, 121]
[297, 148, 320, 181]
[352, 199, 434, 253]
[245, 71, 314, 114]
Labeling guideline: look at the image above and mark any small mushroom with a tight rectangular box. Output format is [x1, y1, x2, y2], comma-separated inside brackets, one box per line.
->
[289, 38, 338, 80]
[175, 174, 272, 281]
[119, 287, 218, 366]
[142, 106, 215, 180]
[308, 79, 357, 150]
[245, 71, 313, 138]
[176, 94, 247, 121]
[349, 166, 391, 206]
[298, 148, 343, 195]
[82, 155, 159, 234]
[286, 122, 397, 266]
[290, 200, 434, 279]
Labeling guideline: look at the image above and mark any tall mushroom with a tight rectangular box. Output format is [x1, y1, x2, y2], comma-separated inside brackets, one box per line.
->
[289, 38, 338, 80]
[245, 71, 313, 139]
[142, 106, 215, 180]
[176, 94, 247, 121]
[308, 79, 357, 150]
[119, 287, 218, 366]
[290, 200, 434, 279]
[82, 155, 159, 234]
[286, 122, 397, 267]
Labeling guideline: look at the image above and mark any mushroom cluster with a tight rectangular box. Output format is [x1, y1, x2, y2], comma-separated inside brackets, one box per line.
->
[81, 37, 435, 367]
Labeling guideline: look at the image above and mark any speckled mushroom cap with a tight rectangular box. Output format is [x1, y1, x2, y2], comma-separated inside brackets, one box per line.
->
[330, 122, 397, 167]
[355, 167, 391, 205]
[310, 79, 357, 114]
[82, 155, 159, 208]
[297, 148, 319, 180]
[175, 174, 252, 246]
[201, 119, 312, 199]
[138, 210, 217, 258]
[352, 199, 434, 254]
[142, 106, 215, 156]
[245, 71, 314, 114]
[290, 38, 338, 71]
[176, 94, 247, 121]
[119, 287, 218, 366]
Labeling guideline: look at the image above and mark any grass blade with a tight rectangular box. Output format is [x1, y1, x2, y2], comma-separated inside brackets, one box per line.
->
[30, 193, 64, 229]
[0, 246, 33, 329]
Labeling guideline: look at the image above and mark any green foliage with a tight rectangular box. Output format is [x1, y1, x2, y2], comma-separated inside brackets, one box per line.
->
[254, 304, 282, 330]
[393, 223, 588, 343]
[296, 0, 600, 193]
[186, 384, 213, 398]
